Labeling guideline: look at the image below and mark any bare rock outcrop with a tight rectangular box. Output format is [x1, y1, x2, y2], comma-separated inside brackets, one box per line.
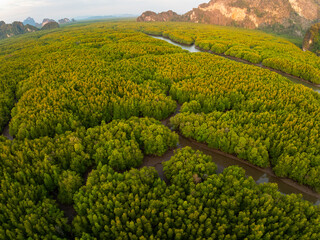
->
[137, 10, 183, 22]
[138, 0, 320, 36]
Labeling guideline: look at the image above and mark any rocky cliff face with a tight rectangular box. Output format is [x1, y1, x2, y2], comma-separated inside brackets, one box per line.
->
[0, 21, 38, 40]
[41, 21, 60, 31]
[138, 0, 320, 36]
[41, 18, 56, 27]
[0, 17, 72, 39]
[303, 22, 320, 54]
[58, 18, 71, 24]
[23, 18, 71, 28]
[137, 10, 182, 22]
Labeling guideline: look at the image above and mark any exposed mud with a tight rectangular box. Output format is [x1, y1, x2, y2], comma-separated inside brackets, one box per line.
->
[2, 124, 13, 140]
[147, 35, 320, 205]
[143, 134, 320, 204]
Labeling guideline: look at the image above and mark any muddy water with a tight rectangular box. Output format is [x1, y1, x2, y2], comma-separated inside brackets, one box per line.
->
[151, 35, 320, 93]
[141, 135, 320, 204]
[148, 35, 320, 204]
[2, 124, 13, 140]
[2, 35, 319, 205]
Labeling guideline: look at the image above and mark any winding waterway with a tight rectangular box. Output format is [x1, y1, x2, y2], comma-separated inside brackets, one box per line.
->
[142, 135, 320, 204]
[2, 36, 319, 205]
[151, 35, 320, 93]
[147, 35, 320, 205]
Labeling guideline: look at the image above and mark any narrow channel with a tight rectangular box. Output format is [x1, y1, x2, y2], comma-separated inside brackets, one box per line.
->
[147, 35, 320, 205]
[2, 36, 320, 205]
[142, 134, 320, 204]
[151, 35, 320, 93]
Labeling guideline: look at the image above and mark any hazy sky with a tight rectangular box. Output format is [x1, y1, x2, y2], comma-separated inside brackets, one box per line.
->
[0, 0, 205, 23]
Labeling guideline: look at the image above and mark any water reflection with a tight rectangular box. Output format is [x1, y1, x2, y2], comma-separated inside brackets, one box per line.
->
[256, 173, 269, 184]
[151, 35, 320, 93]
[152, 36, 201, 53]
[148, 35, 320, 204]
[141, 135, 320, 204]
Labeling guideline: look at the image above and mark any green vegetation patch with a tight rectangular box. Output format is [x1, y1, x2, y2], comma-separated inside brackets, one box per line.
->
[73, 147, 320, 239]
[1, 21, 320, 239]
[0, 117, 178, 239]
[138, 22, 320, 84]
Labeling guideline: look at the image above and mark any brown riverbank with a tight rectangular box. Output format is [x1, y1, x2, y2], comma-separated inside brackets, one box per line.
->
[185, 134, 320, 201]
[140, 133, 320, 204]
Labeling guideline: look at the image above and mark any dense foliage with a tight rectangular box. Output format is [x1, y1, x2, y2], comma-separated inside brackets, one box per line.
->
[166, 52, 320, 191]
[0, 118, 178, 239]
[1, 26, 181, 139]
[73, 147, 320, 239]
[0, 20, 320, 238]
[137, 22, 320, 84]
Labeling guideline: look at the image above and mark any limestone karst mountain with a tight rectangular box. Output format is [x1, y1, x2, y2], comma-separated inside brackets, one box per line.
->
[41, 21, 60, 31]
[138, 0, 320, 36]
[23, 17, 37, 27]
[0, 21, 38, 40]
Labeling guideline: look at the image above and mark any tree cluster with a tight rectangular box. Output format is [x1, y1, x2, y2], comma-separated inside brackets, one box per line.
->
[1, 21, 320, 239]
[138, 22, 320, 84]
[0, 117, 178, 239]
[73, 147, 320, 239]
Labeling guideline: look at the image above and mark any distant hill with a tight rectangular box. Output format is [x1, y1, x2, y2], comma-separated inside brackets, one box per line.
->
[138, 0, 320, 37]
[58, 18, 73, 24]
[0, 21, 38, 40]
[22, 17, 75, 28]
[23, 17, 56, 28]
[303, 22, 320, 55]
[137, 10, 181, 22]
[0, 17, 66, 40]
[41, 21, 60, 31]
[40, 18, 56, 28]
[23, 17, 37, 27]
